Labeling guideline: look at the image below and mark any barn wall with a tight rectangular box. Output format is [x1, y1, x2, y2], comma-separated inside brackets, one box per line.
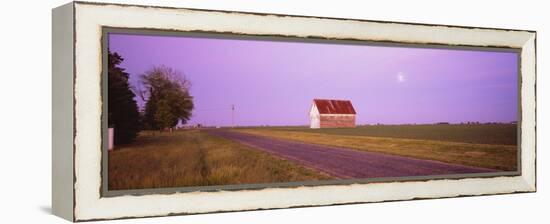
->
[319, 115, 356, 128]
[309, 104, 320, 128]
[310, 116, 320, 128]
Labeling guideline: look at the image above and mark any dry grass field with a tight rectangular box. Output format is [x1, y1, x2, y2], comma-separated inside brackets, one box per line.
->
[109, 124, 517, 190]
[108, 130, 330, 190]
[236, 125, 518, 171]
[261, 124, 518, 145]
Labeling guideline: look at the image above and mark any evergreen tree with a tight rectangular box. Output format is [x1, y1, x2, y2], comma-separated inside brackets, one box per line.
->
[108, 51, 140, 144]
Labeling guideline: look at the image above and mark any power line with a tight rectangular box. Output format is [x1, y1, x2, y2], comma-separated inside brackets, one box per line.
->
[193, 108, 233, 111]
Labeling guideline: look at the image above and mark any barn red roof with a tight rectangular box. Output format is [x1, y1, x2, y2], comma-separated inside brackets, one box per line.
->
[313, 99, 356, 115]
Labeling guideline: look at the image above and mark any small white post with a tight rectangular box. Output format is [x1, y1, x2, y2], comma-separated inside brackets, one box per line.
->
[108, 128, 114, 150]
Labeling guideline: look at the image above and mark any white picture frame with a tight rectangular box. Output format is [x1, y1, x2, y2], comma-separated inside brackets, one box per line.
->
[52, 1, 536, 221]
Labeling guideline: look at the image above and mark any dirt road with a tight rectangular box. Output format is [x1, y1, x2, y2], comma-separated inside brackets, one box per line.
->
[208, 130, 496, 179]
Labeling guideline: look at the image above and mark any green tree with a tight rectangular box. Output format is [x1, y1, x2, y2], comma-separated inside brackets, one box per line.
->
[108, 51, 140, 144]
[140, 66, 194, 131]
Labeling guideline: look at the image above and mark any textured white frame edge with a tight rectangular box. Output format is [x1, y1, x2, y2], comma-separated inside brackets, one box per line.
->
[52, 1, 536, 222]
[52, 2, 74, 222]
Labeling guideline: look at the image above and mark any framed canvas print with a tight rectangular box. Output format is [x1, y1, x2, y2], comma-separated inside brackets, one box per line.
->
[52, 1, 537, 222]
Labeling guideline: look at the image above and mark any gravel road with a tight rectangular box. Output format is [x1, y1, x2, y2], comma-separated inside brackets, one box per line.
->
[208, 130, 496, 179]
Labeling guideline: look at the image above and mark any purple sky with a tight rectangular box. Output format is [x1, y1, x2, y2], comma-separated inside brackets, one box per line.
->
[109, 33, 518, 126]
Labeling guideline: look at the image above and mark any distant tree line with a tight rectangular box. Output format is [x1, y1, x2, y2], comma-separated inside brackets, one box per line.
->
[108, 51, 194, 145]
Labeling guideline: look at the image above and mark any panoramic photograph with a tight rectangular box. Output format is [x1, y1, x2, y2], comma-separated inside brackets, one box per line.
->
[106, 32, 519, 191]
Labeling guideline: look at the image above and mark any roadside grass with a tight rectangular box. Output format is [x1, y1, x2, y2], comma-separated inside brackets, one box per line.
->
[108, 130, 331, 190]
[262, 124, 517, 145]
[235, 128, 518, 171]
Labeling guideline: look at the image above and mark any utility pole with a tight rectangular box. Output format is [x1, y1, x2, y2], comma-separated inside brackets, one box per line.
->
[231, 104, 235, 128]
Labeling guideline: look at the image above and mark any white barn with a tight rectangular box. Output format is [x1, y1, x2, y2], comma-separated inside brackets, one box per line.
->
[309, 99, 357, 129]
